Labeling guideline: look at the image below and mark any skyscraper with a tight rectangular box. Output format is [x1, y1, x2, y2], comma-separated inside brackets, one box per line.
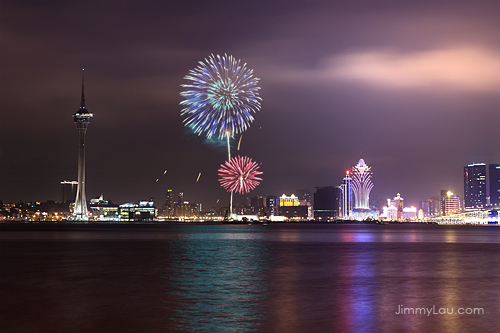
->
[72, 70, 93, 220]
[440, 190, 461, 216]
[350, 158, 376, 220]
[391, 193, 404, 220]
[340, 170, 352, 219]
[165, 189, 175, 217]
[464, 163, 486, 210]
[490, 164, 500, 207]
[313, 186, 341, 220]
[266, 196, 279, 216]
[351, 159, 373, 209]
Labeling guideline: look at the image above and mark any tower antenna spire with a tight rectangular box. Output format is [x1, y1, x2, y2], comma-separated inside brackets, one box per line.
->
[80, 69, 86, 109]
[72, 69, 93, 221]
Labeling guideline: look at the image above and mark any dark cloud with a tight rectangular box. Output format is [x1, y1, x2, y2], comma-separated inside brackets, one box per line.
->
[1, 0, 499, 208]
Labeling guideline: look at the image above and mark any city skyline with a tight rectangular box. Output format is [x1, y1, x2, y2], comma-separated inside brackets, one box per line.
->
[1, 1, 499, 209]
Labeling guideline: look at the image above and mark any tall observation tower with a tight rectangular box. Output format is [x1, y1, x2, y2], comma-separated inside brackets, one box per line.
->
[72, 69, 93, 220]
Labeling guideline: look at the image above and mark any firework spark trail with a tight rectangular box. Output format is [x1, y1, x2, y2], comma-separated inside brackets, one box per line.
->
[237, 134, 242, 150]
[218, 156, 262, 194]
[180, 54, 261, 140]
[196, 172, 201, 183]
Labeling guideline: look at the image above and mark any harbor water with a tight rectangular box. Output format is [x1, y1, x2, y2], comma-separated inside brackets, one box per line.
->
[1, 223, 499, 332]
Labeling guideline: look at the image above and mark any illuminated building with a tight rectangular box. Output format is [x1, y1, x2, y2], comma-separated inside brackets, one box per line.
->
[266, 196, 279, 216]
[351, 159, 373, 209]
[390, 193, 404, 220]
[340, 170, 352, 219]
[464, 163, 486, 210]
[279, 194, 300, 206]
[72, 70, 93, 220]
[119, 199, 157, 221]
[278, 194, 311, 219]
[88, 195, 119, 221]
[313, 186, 340, 220]
[60, 180, 78, 204]
[419, 199, 440, 217]
[174, 201, 201, 217]
[440, 190, 460, 216]
[386, 205, 398, 220]
[401, 207, 417, 220]
[351, 159, 376, 220]
[160, 191, 202, 218]
[490, 164, 500, 207]
[165, 189, 175, 216]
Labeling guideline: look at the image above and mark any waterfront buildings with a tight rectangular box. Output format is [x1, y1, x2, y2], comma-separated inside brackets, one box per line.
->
[464, 163, 486, 210]
[386, 205, 398, 220]
[1, 201, 72, 221]
[119, 199, 157, 221]
[401, 207, 417, 220]
[351, 158, 376, 219]
[161, 189, 201, 218]
[266, 196, 279, 216]
[165, 189, 175, 216]
[88, 195, 119, 221]
[279, 194, 300, 207]
[313, 186, 340, 220]
[340, 170, 352, 219]
[419, 199, 440, 217]
[440, 190, 461, 216]
[278, 193, 311, 219]
[390, 193, 404, 220]
[296, 188, 312, 206]
[490, 164, 500, 207]
[351, 159, 373, 209]
[72, 70, 93, 220]
[279, 205, 310, 219]
[242, 195, 266, 216]
[380, 193, 417, 221]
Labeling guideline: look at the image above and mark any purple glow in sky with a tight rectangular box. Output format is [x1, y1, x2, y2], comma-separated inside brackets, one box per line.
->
[1, 1, 499, 208]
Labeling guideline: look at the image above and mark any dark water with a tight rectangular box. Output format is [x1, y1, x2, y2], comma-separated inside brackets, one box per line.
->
[1, 223, 499, 332]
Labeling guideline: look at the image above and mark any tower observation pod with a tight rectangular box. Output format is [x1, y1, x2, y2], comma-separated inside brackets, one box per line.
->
[72, 69, 93, 220]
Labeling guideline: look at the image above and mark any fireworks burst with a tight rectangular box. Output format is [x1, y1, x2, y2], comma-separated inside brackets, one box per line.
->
[180, 54, 261, 139]
[218, 156, 263, 194]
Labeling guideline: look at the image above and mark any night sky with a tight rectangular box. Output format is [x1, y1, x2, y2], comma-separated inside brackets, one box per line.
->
[1, 1, 499, 209]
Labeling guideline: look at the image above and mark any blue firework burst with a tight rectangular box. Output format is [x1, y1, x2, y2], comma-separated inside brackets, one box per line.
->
[180, 54, 261, 139]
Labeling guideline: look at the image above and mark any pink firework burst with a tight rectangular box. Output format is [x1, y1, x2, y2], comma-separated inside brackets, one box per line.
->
[218, 156, 263, 194]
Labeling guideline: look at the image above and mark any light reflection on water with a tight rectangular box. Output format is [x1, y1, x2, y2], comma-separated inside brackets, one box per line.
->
[160, 238, 271, 332]
[2, 223, 500, 243]
[1, 224, 500, 332]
